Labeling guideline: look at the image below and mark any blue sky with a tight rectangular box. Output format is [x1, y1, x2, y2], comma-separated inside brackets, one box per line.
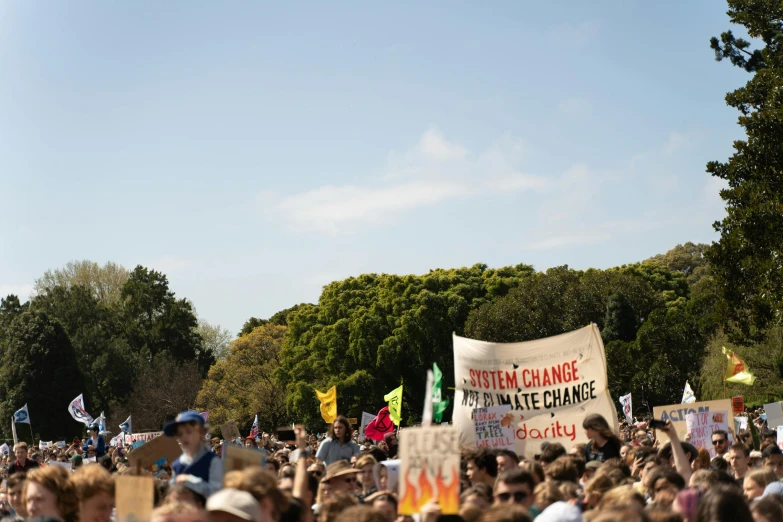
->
[0, 1, 749, 335]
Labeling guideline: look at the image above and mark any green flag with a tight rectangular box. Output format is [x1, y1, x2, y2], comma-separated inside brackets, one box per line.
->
[432, 363, 449, 423]
[384, 385, 403, 425]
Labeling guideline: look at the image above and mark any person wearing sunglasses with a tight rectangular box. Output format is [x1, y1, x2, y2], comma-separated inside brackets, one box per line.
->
[711, 430, 729, 459]
[493, 468, 535, 510]
[319, 460, 360, 500]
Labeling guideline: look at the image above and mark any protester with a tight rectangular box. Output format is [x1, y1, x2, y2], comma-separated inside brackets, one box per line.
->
[82, 424, 106, 459]
[496, 450, 519, 474]
[583, 414, 623, 463]
[1, 473, 26, 522]
[22, 466, 79, 522]
[466, 450, 498, 488]
[71, 465, 114, 522]
[729, 443, 752, 485]
[8, 443, 39, 475]
[164, 410, 224, 498]
[711, 430, 730, 459]
[315, 417, 361, 466]
[493, 468, 535, 511]
[206, 488, 261, 522]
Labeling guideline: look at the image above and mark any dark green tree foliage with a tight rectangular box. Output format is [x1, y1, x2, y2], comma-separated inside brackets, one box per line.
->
[603, 293, 637, 343]
[0, 295, 27, 344]
[0, 311, 85, 440]
[706, 0, 783, 341]
[277, 264, 535, 428]
[32, 285, 138, 417]
[121, 266, 213, 373]
[239, 305, 304, 337]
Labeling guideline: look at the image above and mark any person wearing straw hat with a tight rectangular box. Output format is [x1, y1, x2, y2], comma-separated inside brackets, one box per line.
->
[320, 460, 360, 496]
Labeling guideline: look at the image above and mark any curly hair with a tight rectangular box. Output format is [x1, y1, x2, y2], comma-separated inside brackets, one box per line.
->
[23, 466, 79, 522]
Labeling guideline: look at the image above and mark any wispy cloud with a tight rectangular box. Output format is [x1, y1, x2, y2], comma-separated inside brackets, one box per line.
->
[0, 284, 33, 302]
[267, 128, 548, 234]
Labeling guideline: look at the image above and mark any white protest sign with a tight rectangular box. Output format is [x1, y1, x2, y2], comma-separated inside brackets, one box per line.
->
[654, 399, 734, 442]
[453, 325, 618, 459]
[685, 410, 729, 458]
[473, 405, 514, 450]
[765, 402, 783, 430]
[777, 427, 783, 450]
[398, 426, 460, 515]
[360, 412, 375, 443]
[124, 432, 163, 445]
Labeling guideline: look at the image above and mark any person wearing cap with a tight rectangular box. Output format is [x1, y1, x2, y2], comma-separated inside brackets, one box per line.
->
[320, 460, 360, 496]
[82, 424, 106, 459]
[581, 460, 601, 487]
[70, 455, 83, 471]
[164, 410, 224, 498]
[206, 488, 261, 522]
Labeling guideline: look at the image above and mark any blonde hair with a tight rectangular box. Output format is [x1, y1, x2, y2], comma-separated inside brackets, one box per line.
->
[150, 501, 199, 522]
[355, 454, 377, 470]
[319, 492, 358, 522]
[533, 482, 563, 511]
[745, 468, 777, 489]
[224, 467, 285, 520]
[23, 466, 79, 522]
[71, 463, 114, 501]
[596, 485, 645, 510]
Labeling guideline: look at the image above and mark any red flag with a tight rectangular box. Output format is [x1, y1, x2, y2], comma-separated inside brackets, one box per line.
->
[364, 406, 396, 441]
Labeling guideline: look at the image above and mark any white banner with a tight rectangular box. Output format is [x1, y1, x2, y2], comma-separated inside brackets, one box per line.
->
[124, 432, 163, 444]
[619, 393, 633, 423]
[68, 394, 93, 426]
[359, 412, 375, 443]
[453, 324, 618, 459]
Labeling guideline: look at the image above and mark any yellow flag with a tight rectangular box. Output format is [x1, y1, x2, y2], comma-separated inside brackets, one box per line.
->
[722, 347, 756, 385]
[384, 385, 403, 425]
[315, 386, 337, 424]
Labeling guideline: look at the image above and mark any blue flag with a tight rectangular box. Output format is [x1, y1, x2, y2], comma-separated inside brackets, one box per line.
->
[13, 404, 30, 424]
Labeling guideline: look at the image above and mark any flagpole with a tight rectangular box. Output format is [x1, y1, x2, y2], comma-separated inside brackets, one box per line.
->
[11, 417, 17, 446]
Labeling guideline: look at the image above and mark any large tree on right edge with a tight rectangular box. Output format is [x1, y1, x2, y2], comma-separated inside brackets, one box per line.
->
[706, 0, 783, 341]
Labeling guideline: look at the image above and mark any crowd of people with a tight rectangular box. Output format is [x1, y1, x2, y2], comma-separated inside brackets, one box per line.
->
[0, 410, 781, 522]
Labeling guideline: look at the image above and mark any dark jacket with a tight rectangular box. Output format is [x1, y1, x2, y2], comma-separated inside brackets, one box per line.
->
[83, 435, 106, 458]
[8, 458, 40, 475]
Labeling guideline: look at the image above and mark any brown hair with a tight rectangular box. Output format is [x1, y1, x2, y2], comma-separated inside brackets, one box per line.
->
[689, 469, 716, 489]
[545, 457, 578, 483]
[23, 466, 79, 522]
[597, 485, 645, 510]
[582, 414, 623, 454]
[533, 482, 563, 511]
[477, 505, 532, 522]
[744, 468, 776, 489]
[319, 492, 358, 522]
[224, 468, 285, 520]
[334, 505, 387, 522]
[591, 506, 650, 522]
[354, 454, 377, 470]
[71, 463, 115, 501]
[327, 416, 354, 444]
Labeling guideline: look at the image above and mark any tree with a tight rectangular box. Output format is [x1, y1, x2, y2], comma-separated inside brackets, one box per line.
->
[706, 0, 783, 341]
[197, 324, 289, 432]
[33, 261, 129, 306]
[0, 295, 27, 344]
[646, 243, 712, 284]
[117, 353, 203, 432]
[120, 266, 214, 373]
[31, 285, 138, 416]
[238, 317, 268, 338]
[196, 320, 233, 360]
[277, 264, 535, 428]
[0, 310, 85, 440]
[603, 293, 637, 344]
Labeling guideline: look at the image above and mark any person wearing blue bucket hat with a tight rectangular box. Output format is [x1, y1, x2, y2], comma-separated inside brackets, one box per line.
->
[164, 411, 223, 498]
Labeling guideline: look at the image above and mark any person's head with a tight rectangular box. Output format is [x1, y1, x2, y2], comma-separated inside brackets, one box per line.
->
[695, 485, 753, 522]
[711, 430, 729, 455]
[620, 444, 633, 460]
[762, 430, 777, 444]
[206, 488, 261, 522]
[354, 455, 377, 488]
[369, 493, 397, 522]
[517, 460, 544, 486]
[223, 467, 286, 522]
[634, 431, 648, 444]
[544, 457, 578, 483]
[692, 448, 711, 471]
[582, 414, 613, 441]
[71, 464, 115, 522]
[583, 460, 601, 483]
[328, 417, 353, 444]
[23, 465, 79, 522]
[467, 449, 499, 485]
[7, 473, 26, 516]
[164, 411, 208, 456]
[333, 505, 387, 522]
[70, 454, 83, 470]
[14, 442, 28, 462]
[742, 469, 776, 501]
[322, 461, 359, 494]
[166, 483, 207, 508]
[597, 484, 645, 511]
[689, 469, 717, 489]
[461, 483, 493, 510]
[476, 504, 532, 522]
[538, 443, 566, 465]
[318, 492, 358, 522]
[496, 450, 519, 474]
[89, 424, 100, 438]
[728, 443, 750, 475]
[532, 482, 563, 512]
[591, 506, 650, 522]
[751, 497, 783, 522]
[493, 468, 534, 509]
[651, 469, 686, 508]
[244, 437, 257, 449]
[672, 487, 703, 522]
[762, 444, 783, 479]
[584, 474, 614, 509]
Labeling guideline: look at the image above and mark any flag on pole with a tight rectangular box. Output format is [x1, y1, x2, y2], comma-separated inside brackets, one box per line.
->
[249, 415, 259, 439]
[432, 363, 449, 423]
[365, 406, 396, 441]
[0, 444, 9, 456]
[68, 394, 94, 426]
[723, 347, 756, 385]
[119, 416, 132, 434]
[96, 412, 107, 434]
[384, 385, 403, 425]
[315, 386, 337, 424]
[682, 381, 696, 403]
[619, 393, 633, 423]
[13, 404, 30, 424]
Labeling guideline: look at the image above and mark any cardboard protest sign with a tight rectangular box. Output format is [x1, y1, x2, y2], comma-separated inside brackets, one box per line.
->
[222, 444, 266, 477]
[48, 461, 72, 470]
[360, 412, 375, 442]
[453, 325, 618, 459]
[685, 410, 729, 458]
[128, 435, 181, 469]
[653, 399, 733, 441]
[777, 427, 783, 450]
[473, 405, 514, 449]
[732, 396, 744, 415]
[124, 432, 163, 445]
[115, 476, 154, 522]
[398, 425, 460, 515]
[765, 402, 783, 430]
[220, 420, 241, 442]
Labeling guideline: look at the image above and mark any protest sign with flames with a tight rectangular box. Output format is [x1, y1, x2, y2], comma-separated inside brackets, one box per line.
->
[398, 425, 460, 515]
